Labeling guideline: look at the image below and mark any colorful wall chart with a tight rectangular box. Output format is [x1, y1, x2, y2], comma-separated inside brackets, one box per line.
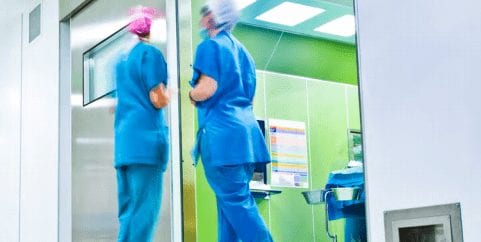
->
[269, 119, 308, 188]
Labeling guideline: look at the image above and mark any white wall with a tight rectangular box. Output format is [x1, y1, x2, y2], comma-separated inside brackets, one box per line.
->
[0, 0, 59, 241]
[0, 4, 22, 242]
[19, 0, 59, 241]
[355, 0, 481, 241]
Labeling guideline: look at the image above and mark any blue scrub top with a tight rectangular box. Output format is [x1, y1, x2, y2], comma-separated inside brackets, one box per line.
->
[114, 41, 169, 168]
[190, 31, 270, 167]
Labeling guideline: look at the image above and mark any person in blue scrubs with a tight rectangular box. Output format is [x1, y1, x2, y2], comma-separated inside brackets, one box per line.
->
[114, 6, 170, 242]
[189, 1, 273, 241]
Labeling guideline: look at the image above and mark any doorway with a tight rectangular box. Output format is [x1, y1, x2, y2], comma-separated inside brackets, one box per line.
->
[180, 0, 366, 241]
[62, 0, 181, 241]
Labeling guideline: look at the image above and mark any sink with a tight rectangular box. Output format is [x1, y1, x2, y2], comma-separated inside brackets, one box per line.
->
[331, 187, 360, 201]
[301, 189, 326, 205]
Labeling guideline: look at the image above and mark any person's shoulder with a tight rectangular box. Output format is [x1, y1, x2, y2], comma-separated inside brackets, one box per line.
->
[195, 39, 222, 57]
[198, 38, 220, 49]
[139, 42, 165, 58]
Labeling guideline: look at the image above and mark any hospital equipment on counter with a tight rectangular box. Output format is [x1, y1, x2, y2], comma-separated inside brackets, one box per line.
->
[302, 167, 365, 242]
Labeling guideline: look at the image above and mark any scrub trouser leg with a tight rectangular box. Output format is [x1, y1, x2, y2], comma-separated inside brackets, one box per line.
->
[116, 164, 163, 242]
[204, 163, 273, 242]
[216, 199, 238, 242]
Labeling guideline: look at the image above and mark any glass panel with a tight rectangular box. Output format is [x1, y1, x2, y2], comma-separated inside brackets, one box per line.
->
[399, 224, 447, 242]
[82, 27, 136, 106]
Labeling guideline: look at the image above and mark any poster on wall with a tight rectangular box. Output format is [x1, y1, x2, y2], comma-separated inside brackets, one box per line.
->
[269, 119, 308, 188]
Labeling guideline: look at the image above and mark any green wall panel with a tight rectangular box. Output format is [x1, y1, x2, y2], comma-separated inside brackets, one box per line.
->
[255, 198, 271, 228]
[234, 24, 358, 85]
[347, 86, 361, 131]
[253, 73, 267, 119]
[307, 81, 350, 241]
[270, 190, 316, 242]
[265, 73, 313, 242]
[308, 82, 350, 180]
[265, 73, 308, 121]
[195, 163, 217, 242]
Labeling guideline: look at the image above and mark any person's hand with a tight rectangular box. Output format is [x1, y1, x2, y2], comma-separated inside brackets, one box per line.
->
[150, 83, 170, 109]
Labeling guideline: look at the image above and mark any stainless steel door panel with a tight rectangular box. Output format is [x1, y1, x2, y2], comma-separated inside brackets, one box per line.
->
[70, 0, 171, 241]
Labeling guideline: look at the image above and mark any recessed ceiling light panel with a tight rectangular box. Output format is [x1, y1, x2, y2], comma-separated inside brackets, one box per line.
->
[235, 0, 256, 10]
[255, 1, 325, 27]
[314, 14, 355, 37]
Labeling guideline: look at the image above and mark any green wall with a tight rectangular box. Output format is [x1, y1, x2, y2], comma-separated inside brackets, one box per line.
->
[235, 24, 359, 85]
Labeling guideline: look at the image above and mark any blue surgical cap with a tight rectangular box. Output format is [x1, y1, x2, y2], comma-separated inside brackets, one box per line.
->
[205, 0, 240, 32]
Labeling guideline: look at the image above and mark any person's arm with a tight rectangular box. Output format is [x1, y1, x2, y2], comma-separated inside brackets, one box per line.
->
[141, 46, 169, 109]
[150, 83, 170, 109]
[189, 74, 218, 103]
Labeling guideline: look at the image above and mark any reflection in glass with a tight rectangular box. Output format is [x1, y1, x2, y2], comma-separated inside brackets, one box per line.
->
[399, 224, 447, 242]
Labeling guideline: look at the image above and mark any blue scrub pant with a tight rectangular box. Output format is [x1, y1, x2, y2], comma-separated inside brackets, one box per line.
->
[116, 165, 164, 242]
[345, 217, 367, 242]
[204, 163, 273, 242]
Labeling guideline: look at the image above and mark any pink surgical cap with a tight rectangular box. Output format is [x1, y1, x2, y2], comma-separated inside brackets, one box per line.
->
[128, 6, 160, 36]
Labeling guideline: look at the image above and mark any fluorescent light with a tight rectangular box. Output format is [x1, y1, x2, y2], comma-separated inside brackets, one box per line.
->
[314, 15, 355, 37]
[255, 2, 324, 27]
[235, 0, 256, 10]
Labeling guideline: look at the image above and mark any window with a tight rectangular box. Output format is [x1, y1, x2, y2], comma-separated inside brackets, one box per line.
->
[83, 26, 136, 106]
